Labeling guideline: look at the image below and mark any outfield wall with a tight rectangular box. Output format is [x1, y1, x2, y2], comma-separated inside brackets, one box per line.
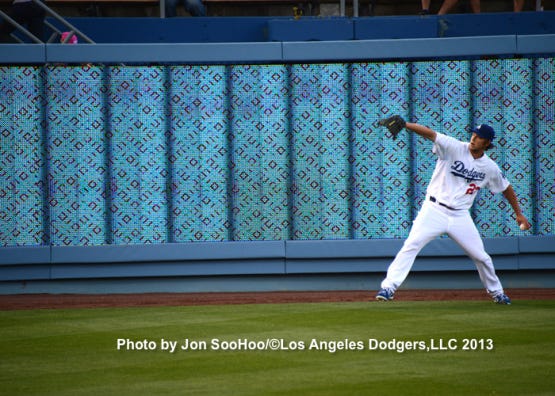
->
[1, 20, 554, 293]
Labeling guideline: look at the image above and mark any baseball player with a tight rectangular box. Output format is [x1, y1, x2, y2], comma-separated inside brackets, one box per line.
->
[375, 115, 531, 304]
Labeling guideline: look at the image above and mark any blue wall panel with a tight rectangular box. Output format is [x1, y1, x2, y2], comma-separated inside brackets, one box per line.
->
[0, 66, 45, 246]
[170, 65, 230, 242]
[534, 58, 555, 235]
[267, 18, 354, 42]
[108, 67, 169, 244]
[38, 13, 555, 44]
[229, 65, 290, 241]
[289, 64, 352, 239]
[47, 66, 108, 246]
[4, 237, 553, 282]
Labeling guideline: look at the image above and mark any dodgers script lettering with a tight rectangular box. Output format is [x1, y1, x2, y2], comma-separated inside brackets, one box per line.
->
[450, 161, 486, 182]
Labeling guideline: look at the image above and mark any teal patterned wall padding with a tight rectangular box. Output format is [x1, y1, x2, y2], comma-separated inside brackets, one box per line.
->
[170, 65, 229, 242]
[289, 63, 352, 240]
[533, 58, 555, 236]
[108, 67, 169, 244]
[0, 58, 553, 246]
[47, 66, 107, 246]
[0, 66, 45, 246]
[229, 65, 290, 241]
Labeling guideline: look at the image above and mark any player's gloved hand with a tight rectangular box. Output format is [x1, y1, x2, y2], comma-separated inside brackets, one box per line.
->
[378, 115, 406, 140]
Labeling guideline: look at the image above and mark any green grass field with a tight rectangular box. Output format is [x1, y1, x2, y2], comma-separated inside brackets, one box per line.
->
[1, 300, 554, 395]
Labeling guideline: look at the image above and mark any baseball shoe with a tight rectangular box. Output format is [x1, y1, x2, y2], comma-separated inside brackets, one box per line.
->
[492, 293, 511, 305]
[375, 288, 395, 301]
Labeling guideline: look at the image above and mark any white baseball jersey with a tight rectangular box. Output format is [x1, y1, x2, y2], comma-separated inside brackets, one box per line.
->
[426, 133, 510, 210]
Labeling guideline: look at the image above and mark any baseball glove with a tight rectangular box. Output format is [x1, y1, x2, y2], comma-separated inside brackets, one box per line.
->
[378, 115, 406, 140]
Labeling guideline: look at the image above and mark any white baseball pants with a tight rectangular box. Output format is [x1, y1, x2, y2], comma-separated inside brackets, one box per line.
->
[380, 200, 504, 295]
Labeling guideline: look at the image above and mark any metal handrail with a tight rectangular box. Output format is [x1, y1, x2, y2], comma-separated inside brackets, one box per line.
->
[0, 9, 43, 43]
[0, 0, 95, 44]
[31, 0, 95, 43]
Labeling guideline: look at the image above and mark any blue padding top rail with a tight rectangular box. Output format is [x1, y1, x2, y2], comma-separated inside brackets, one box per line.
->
[45, 42, 284, 63]
[52, 241, 285, 264]
[2, 34, 555, 64]
[281, 35, 518, 61]
[1, 236, 554, 266]
[1, 237, 553, 281]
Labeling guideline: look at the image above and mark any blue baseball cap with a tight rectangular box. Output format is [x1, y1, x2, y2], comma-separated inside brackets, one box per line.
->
[473, 124, 495, 141]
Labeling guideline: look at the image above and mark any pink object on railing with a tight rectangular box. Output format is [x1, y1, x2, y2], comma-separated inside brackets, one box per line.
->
[61, 32, 78, 44]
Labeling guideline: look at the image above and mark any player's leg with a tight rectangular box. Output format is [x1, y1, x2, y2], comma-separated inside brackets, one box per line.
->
[164, 0, 179, 17]
[184, 0, 206, 16]
[438, 0, 459, 15]
[448, 213, 509, 303]
[469, 0, 480, 13]
[379, 202, 446, 292]
[420, 0, 431, 14]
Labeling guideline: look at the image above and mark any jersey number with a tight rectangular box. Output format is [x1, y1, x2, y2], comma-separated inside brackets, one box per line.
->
[466, 183, 481, 195]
